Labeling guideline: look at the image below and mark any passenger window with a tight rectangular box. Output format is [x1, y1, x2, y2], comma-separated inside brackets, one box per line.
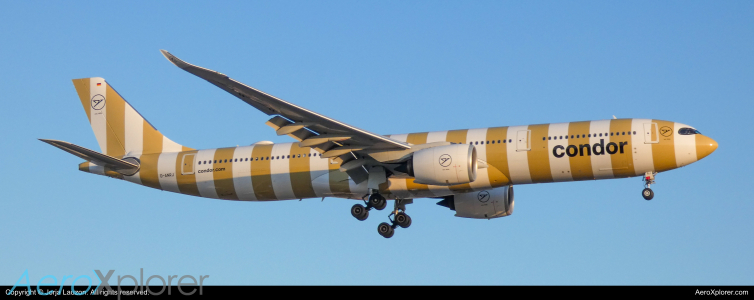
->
[497, 140, 501, 143]
[486, 141, 489, 144]
[547, 137, 551, 140]
[509, 139, 512, 143]
[633, 131, 636, 135]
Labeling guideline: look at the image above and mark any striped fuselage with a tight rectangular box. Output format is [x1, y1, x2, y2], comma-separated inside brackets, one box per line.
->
[79, 118, 714, 201]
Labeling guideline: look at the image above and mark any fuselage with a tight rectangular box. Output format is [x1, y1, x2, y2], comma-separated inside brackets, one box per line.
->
[80, 118, 717, 201]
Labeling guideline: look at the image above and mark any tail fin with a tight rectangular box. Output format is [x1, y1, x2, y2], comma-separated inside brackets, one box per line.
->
[71, 77, 192, 156]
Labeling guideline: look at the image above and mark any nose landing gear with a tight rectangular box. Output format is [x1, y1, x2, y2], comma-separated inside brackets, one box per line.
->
[642, 172, 656, 201]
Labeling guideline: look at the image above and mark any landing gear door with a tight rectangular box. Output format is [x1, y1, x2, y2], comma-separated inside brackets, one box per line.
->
[643, 123, 659, 144]
[516, 130, 531, 151]
[181, 153, 195, 175]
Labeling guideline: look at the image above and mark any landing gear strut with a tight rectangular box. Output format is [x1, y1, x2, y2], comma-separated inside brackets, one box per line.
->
[377, 198, 413, 239]
[642, 172, 656, 201]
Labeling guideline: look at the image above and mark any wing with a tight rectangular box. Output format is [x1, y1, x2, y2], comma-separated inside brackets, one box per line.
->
[160, 50, 410, 156]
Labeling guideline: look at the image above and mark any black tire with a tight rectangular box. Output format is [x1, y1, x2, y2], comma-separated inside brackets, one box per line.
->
[395, 212, 412, 228]
[351, 204, 368, 221]
[377, 222, 394, 238]
[369, 194, 387, 211]
[642, 188, 654, 201]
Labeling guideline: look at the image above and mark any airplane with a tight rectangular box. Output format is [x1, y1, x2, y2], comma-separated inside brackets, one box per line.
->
[41, 50, 719, 238]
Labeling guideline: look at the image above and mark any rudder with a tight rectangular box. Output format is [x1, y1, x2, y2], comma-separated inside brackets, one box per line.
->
[72, 77, 192, 156]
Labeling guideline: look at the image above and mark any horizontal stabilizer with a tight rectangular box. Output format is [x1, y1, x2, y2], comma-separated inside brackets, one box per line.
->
[40, 139, 139, 172]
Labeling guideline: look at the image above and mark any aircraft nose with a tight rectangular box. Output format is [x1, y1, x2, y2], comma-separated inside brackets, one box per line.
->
[696, 135, 718, 160]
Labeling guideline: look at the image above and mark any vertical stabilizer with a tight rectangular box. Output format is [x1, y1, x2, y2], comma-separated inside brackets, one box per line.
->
[72, 77, 192, 156]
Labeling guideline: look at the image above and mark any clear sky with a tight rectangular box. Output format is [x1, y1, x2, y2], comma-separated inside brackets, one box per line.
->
[1, 1, 752, 285]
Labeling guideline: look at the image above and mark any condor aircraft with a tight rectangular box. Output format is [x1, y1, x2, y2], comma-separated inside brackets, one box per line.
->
[42, 50, 718, 238]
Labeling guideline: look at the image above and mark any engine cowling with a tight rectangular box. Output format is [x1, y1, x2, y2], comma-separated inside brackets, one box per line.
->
[406, 144, 477, 186]
[437, 186, 514, 219]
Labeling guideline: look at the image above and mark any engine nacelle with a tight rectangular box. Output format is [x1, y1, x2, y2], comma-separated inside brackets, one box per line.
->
[406, 144, 477, 186]
[437, 186, 514, 219]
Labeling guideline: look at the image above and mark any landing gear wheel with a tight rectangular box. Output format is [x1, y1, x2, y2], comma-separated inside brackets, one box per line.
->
[394, 212, 412, 228]
[642, 188, 654, 201]
[369, 194, 387, 210]
[377, 222, 394, 238]
[351, 204, 369, 221]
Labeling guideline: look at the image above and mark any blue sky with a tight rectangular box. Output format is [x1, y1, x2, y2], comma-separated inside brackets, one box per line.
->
[1, 1, 752, 285]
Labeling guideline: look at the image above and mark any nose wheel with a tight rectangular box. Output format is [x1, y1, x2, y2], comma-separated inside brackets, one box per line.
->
[642, 172, 656, 201]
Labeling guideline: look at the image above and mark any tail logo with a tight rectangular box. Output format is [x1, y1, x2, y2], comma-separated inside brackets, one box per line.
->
[91, 94, 105, 110]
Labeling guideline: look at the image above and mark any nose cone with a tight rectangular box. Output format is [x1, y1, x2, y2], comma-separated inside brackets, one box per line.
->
[696, 135, 718, 160]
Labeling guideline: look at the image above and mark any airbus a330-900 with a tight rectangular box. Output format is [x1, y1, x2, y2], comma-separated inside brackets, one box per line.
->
[42, 50, 718, 238]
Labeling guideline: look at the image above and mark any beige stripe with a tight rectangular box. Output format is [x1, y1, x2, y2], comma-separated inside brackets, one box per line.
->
[486, 127, 511, 185]
[589, 120, 614, 179]
[405, 132, 428, 145]
[139, 153, 161, 190]
[213, 147, 239, 200]
[651, 119, 676, 172]
[608, 119, 635, 178]
[142, 119, 163, 154]
[527, 123, 553, 183]
[289, 143, 316, 199]
[72, 79, 92, 122]
[567, 121, 594, 181]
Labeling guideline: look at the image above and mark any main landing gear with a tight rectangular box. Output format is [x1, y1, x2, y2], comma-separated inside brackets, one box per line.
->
[377, 199, 412, 239]
[642, 172, 656, 201]
[350, 193, 386, 221]
[349, 193, 412, 238]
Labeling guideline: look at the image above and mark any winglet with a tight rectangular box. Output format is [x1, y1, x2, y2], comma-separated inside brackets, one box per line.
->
[160, 49, 227, 77]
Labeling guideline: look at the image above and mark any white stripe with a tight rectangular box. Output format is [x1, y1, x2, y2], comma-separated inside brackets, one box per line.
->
[466, 128, 490, 188]
[674, 122, 697, 168]
[88, 162, 105, 175]
[233, 146, 257, 201]
[162, 136, 183, 153]
[157, 152, 180, 193]
[270, 143, 296, 200]
[426, 130, 448, 143]
[310, 150, 331, 197]
[631, 119, 655, 175]
[90, 78, 108, 154]
[124, 104, 143, 156]
[389, 134, 409, 143]
[506, 125, 532, 184]
[195, 149, 219, 198]
[425, 131, 451, 196]
[548, 122, 573, 182]
[589, 120, 614, 179]
[348, 177, 368, 199]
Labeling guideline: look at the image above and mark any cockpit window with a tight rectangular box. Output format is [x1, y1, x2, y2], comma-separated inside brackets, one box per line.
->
[678, 127, 701, 135]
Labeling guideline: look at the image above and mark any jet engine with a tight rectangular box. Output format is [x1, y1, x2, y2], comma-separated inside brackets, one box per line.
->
[403, 144, 477, 186]
[436, 186, 514, 219]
